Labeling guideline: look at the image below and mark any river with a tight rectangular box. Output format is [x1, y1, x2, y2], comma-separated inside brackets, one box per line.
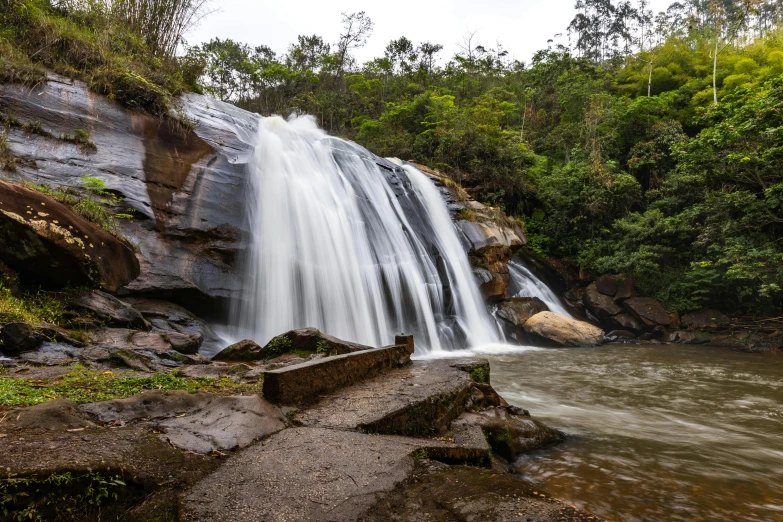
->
[484, 343, 783, 522]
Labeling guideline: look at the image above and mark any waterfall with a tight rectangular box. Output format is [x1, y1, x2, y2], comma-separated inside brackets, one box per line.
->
[232, 115, 500, 354]
[507, 259, 574, 318]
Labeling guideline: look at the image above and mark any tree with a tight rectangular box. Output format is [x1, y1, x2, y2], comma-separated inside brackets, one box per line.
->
[335, 11, 374, 76]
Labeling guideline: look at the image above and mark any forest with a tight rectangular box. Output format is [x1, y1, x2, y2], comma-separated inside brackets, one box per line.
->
[2, 0, 783, 317]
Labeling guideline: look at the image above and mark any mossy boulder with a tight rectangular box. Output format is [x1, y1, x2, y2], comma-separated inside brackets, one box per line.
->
[0, 181, 139, 291]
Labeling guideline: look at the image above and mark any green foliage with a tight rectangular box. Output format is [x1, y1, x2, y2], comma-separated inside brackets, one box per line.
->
[265, 335, 293, 359]
[0, 365, 265, 406]
[0, 0, 198, 116]
[0, 471, 128, 522]
[469, 365, 489, 384]
[315, 340, 330, 355]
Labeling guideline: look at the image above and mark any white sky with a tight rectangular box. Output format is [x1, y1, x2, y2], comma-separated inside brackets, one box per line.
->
[188, 0, 674, 66]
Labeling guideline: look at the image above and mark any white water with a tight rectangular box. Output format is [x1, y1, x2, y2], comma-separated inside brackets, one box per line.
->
[232, 115, 500, 354]
[507, 259, 574, 318]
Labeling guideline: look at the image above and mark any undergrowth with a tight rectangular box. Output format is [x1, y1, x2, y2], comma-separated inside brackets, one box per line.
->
[0, 284, 64, 326]
[0, 0, 202, 117]
[0, 365, 265, 406]
[0, 470, 131, 522]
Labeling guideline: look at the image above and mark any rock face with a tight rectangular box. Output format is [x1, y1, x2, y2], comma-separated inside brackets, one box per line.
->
[681, 309, 730, 330]
[0, 181, 139, 291]
[0, 74, 260, 311]
[411, 163, 526, 305]
[523, 312, 605, 347]
[211, 339, 263, 362]
[497, 297, 549, 328]
[584, 283, 622, 318]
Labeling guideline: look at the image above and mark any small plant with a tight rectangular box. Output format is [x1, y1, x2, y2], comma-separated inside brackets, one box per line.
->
[455, 208, 476, 221]
[0, 284, 65, 326]
[0, 132, 16, 172]
[61, 128, 97, 151]
[21, 121, 52, 138]
[469, 365, 489, 384]
[265, 335, 293, 359]
[411, 448, 429, 460]
[315, 340, 330, 355]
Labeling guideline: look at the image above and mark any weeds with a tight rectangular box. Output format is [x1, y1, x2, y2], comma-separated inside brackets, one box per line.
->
[0, 132, 15, 172]
[21, 121, 53, 138]
[0, 365, 265, 406]
[0, 284, 65, 326]
[60, 128, 97, 150]
[0, 470, 129, 521]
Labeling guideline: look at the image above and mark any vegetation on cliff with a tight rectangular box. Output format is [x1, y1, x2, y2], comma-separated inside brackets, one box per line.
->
[185, 1, 783, 316]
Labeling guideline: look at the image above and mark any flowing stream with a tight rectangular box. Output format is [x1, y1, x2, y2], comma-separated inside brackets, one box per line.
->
[232, 115, 499, 353]
[483, 344, 783, 522]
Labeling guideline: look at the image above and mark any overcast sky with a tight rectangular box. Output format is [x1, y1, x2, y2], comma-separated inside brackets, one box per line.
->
[188, 0, 674, 66]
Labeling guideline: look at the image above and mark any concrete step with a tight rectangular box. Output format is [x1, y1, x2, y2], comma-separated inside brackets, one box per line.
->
[293, 359, 480, 437]
[262, 335, 414, 405]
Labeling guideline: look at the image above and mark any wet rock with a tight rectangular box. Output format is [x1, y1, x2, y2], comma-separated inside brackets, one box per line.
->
[166, 332, 203, 354]
[69, 290, 148, 330]
[605, 329, 636, 342]
[681, 309, 730, 330]
[121, 297, 220, 352]
[0, 180, 139, 292]
[212, 339, 263, 361]
[606, 312, 643, 333]
[664, 331, 711, 344]
[496, 297, 549, 329]
[584, 282, 622, 318]
[18, 342, 78, 366]
[177, 362, 263, 383]
[523, 312, 604, 347]
[475, 267, 509, 301]
[455, 408, 565, 460]
[362, 463, 600, 522]
[623, 297, 671, 328]
[130, 331, 171, 350]
[1, 322, 46, 355]
[83, 390, 286, 453]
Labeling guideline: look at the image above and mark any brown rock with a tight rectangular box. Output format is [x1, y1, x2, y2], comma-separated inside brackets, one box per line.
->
[1, 322, 46, 355]
[595, 274, 620, 296]
[623, 297, 671, 328]
[681, 309, 730, 330]
[614, 275, 636, 301]
[69, 290, 148, 330]
[0, 180, 139, 292]
[523, 312, 604, 347]
[166, 332, 203, 354]
[584, 283, 622, 318]
[606, 312, 643, 333]
[212, 339, 262, 362]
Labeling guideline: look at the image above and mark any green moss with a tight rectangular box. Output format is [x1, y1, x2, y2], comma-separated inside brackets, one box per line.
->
[0, 470, 131, 522]
[455, 208, 476, 221]
[0, 365, 265, 407]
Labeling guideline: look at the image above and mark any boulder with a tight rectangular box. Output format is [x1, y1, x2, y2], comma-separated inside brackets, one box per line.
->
[681, 309, 730, 330]
[606, 312, 643, 333]
[664, 330, 711, 344]
[605, 330, 636, 342]
[166, 332, 203, 354]
[614, 275, 636, 301]
[595, 274, 620, 296]
[0, 181, 139, 292]
[523, 312, 605, 347]
[623, 297, 671, 328]
[68, 290, 148, 329]
[264, 328, 373, 359]
[584, 282, 622, 318]
[212, 339, 263, 362]
[496, 297, 549, 328]
[1, 322, 46, 355]
[474, 268, 509, 301]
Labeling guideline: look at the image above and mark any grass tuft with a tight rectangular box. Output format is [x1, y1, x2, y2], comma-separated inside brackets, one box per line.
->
[0, 284, 64, 326]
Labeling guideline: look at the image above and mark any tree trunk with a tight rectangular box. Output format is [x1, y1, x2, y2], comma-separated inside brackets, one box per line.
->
[713, 35, 719, 105]
[648, 60, 653, 96]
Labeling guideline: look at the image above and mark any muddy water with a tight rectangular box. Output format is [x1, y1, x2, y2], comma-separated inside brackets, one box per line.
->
[487, 344, 783, 522]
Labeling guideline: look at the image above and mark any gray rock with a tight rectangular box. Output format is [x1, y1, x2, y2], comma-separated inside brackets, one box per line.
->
[212, 339, 263, 361]
[623, 297, 671, 328]
[69, 290, 147, 330]
[166, 332, 203, 354]
[681, 308, 730, 330]
[584, 282, 622, 318]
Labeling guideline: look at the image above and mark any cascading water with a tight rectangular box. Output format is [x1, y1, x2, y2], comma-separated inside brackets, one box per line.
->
[507, 259, 574, 318]
[232, 115, 500, 354]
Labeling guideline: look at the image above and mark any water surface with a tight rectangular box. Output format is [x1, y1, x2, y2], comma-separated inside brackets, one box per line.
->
[485, 343, 783, 522]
